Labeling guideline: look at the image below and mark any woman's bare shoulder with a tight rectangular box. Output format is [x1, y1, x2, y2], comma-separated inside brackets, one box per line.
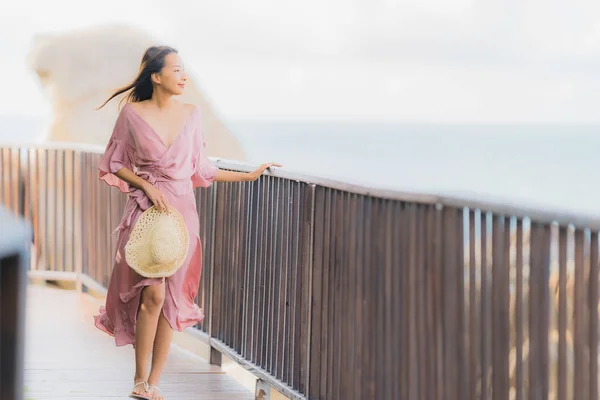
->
[127, 100, 148, 114]
[177, 101, 197, 113]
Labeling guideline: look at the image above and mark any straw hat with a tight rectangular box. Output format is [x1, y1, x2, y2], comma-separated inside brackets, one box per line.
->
[125, 205, 189, 278]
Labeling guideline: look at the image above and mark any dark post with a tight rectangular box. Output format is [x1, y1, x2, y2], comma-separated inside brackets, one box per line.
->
[0, 206, 31, 400]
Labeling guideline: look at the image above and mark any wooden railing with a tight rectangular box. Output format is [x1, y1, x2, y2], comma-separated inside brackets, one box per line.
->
[1, 143, 599, 400]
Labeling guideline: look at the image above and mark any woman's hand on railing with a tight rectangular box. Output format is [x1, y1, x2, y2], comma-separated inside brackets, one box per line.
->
[249, 162, 283, 181]
[215, 162, 283, 183]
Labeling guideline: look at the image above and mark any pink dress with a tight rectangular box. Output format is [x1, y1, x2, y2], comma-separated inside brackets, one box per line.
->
[93, 102, 218, 347]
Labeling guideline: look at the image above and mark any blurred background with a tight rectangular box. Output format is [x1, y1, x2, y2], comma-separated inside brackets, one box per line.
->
[1, 0, 600, 214]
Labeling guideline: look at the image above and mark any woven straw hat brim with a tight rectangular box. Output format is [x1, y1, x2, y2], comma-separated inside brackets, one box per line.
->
[125, 205, 189, 278]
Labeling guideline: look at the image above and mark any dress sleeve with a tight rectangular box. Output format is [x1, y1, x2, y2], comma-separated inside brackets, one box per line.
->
[192, 130, 219, 189]
[98, 105, 134, 193]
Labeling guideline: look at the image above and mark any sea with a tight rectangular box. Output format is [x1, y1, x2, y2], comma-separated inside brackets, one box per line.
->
[2, 115, 600, 219]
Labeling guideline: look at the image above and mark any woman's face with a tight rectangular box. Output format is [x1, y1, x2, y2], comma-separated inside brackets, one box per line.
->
[154, 52, 188, 95]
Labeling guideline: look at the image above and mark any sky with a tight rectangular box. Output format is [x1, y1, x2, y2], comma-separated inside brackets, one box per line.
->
[1, 0, 600, 122]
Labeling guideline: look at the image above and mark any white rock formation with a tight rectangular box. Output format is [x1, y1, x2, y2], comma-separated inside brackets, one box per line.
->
[27, 24, 246, 161]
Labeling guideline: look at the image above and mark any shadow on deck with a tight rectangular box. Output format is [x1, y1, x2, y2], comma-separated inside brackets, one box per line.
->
[24, 284, 254, 400]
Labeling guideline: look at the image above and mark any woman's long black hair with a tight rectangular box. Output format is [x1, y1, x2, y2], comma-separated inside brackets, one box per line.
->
[96, 45, 178, 110]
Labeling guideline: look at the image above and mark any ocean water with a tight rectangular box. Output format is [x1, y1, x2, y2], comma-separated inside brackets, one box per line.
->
[2, 116, 600, 217]
[230, 120, 600, 217]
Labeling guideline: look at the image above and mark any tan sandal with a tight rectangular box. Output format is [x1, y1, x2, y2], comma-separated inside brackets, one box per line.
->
[129, 381, 152, 400]
[147, 384, 163, 400]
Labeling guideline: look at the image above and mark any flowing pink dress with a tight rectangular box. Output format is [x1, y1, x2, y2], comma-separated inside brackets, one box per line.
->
[93, 102, 218, 347]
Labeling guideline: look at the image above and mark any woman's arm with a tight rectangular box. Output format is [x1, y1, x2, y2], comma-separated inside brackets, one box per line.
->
[114, 167, 149, 191]
[215, 162, 283, 183]
[114, 168, 170, 212]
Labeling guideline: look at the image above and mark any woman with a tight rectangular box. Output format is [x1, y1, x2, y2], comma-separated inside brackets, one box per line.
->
[93, 45, 281, 400]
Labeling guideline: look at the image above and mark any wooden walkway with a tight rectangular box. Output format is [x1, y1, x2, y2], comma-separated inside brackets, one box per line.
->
[23, 284, 254, 400]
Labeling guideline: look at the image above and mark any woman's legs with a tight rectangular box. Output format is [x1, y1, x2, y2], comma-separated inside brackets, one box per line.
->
[133, 282, 165, 392]
[147, 311, 174, 387]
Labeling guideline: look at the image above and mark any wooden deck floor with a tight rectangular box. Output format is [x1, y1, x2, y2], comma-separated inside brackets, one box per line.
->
[23, 284, 254, 400]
